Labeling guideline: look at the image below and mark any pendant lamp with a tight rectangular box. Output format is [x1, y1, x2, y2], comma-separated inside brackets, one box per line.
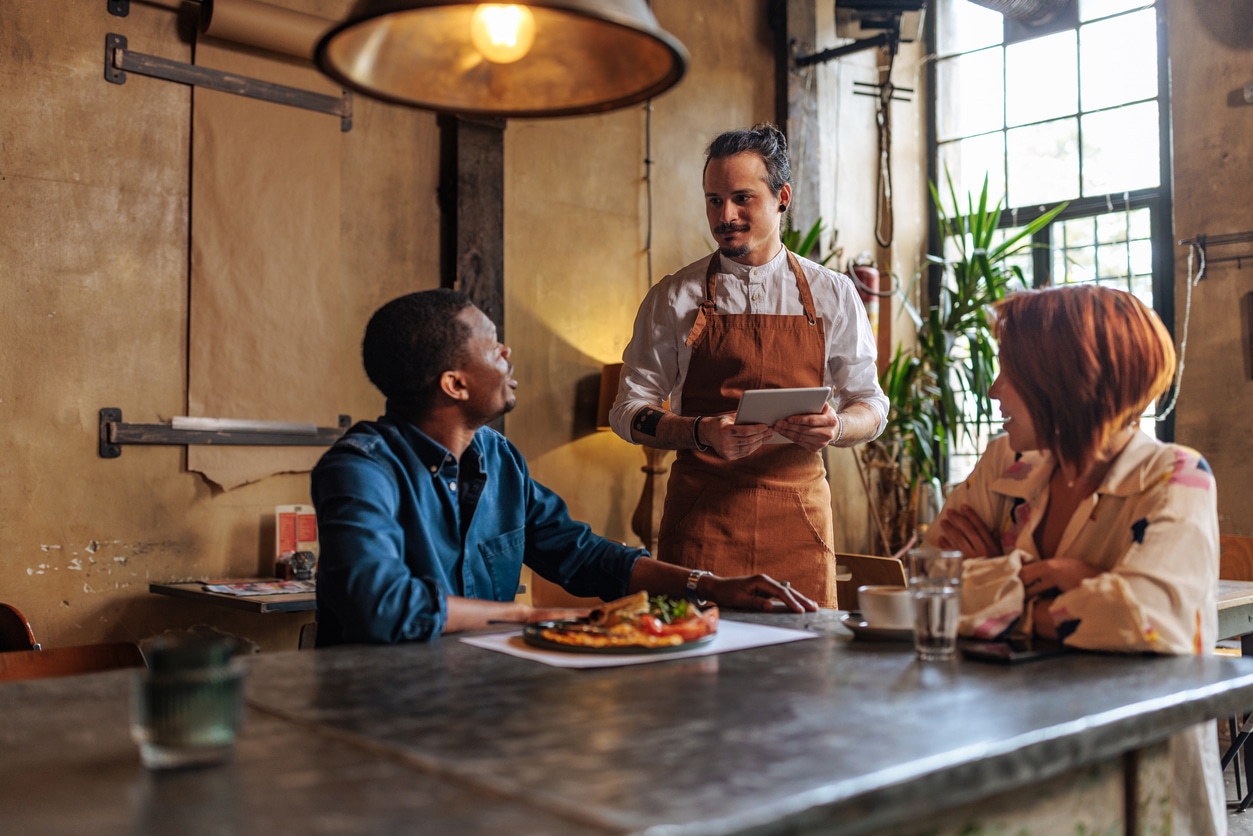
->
[316, 1, 689, 118]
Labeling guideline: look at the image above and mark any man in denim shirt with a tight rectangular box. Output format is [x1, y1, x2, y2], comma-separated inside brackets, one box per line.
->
[312, 290, 817, 646]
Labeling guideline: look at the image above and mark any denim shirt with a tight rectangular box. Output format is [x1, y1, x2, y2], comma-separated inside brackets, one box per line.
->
[311, 413, 643, 645]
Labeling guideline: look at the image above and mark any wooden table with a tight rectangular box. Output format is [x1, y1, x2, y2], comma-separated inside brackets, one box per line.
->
[148, 581, 316, 614]
[1219, 579, 1253, 650]
[5, 610, 1253, 834]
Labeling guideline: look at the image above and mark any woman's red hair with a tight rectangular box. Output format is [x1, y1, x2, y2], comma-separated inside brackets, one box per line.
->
[992, 285, 1176, 472]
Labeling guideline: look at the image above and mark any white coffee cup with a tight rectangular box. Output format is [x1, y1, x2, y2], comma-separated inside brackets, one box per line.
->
[857, 585, 914, 629]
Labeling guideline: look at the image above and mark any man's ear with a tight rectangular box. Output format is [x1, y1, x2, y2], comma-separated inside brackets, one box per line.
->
[777, 183, 792, 213]
[439, 370, 470, 401]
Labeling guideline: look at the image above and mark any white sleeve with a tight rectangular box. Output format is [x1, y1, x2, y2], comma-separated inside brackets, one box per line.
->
[608, 281, 682, 443]
[823, 271, 889, 435]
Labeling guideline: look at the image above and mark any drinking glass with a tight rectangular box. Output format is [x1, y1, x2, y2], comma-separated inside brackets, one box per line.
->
[131, 634, 246, 770]
[907, 548, 964, 661]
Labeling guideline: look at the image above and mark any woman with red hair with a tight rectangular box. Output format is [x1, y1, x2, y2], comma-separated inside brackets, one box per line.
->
[926, 283, 1222, 833]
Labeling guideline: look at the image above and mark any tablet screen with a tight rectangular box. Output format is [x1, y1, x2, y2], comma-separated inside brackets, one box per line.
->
[734, 387, 831, 444]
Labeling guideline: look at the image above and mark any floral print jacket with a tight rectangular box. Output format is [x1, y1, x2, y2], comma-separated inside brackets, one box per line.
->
[925, 431, 1218, 655]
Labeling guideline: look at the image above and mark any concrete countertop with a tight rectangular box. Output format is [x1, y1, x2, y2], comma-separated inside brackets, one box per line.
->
[5, 610, 1253, 835]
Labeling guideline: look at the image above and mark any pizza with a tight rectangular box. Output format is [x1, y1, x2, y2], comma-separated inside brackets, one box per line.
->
[536, 591, 719, 649]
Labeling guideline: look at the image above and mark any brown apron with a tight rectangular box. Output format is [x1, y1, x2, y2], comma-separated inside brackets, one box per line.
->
[656, 250, 837, 606]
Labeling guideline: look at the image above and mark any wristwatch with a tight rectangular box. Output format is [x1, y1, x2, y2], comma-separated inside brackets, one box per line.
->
[685, 569, 711, 606]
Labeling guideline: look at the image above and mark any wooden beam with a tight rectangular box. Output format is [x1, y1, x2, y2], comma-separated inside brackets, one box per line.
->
[773, 0, 820, 233]
[438, 115, 506, 341]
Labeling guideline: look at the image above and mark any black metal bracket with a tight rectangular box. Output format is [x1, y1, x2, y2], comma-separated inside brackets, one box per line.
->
[104, 34, 353, 132]
[107, 0, 128, 17]
[99, 408, 352, 458]
[795, 31, 894, 68]
[853, 80, 914, 104]
[1178, 231, 1253, 272]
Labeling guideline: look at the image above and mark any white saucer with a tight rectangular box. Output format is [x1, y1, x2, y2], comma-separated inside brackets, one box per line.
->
[839, 612, 913, 643]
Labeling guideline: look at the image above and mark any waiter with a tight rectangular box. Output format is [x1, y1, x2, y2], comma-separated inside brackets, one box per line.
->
[608, 123, 888, 607]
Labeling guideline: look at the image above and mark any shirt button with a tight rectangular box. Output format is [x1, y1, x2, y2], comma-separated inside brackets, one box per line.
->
[429, 466, 438, 473]
[751, 293, 761, 302]
[449, 482, 457, 492]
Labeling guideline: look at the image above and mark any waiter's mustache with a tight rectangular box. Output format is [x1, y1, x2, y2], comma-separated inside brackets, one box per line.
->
[714, 222, 750, 235]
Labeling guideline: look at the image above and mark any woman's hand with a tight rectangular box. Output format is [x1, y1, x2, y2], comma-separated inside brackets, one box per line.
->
[936, 504, 1003, 558]
[1030, 597, 1058, 641]
[1018, 557, 1100, 598]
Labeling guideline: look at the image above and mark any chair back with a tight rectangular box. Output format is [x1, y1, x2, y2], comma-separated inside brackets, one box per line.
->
[0, 642, 146, 682]
[835, 552, 908, 611]
[1221, 535, 1253, 582]
[298, 621, 317, 650]
[0, 603, 39, 651]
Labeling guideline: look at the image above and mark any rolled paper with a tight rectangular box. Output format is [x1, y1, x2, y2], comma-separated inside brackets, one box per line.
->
[172, 416, 319, 435]
[200, 0, 334, 61]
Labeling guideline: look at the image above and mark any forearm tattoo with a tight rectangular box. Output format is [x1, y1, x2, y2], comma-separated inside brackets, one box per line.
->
[632, 407, 664, 437]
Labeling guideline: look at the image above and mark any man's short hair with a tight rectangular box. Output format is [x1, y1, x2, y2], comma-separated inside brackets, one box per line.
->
[993, 284, 1176, 472]
[362, 289, 474, 410]
[704, 123, 791, 196]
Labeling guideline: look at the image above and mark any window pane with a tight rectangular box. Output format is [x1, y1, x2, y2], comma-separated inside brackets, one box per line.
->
[1096, 241, 1129, 281]
[937, 49, 1004, 140]
[1130, 271, 1154, 308]
[1055, 244, 1096, 284]
[937, 0, 1004, 56]
[1006, 31, 1077, 127]
[1129, 238, 1152, 275]
[938, 133, 1006, 207]
[1081, 102, 1159, 195]
[1007, 119, 1078, 205]
[1080, 0, 1154, 23]
[1080, 10, 1157, 110]
[1058, 216, 1095, 248]
[1096, 212, 1128, 244]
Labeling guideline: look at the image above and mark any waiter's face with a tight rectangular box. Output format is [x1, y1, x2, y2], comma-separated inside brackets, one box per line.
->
[455, 305, 517, 422]
[704, 152, 790, 267]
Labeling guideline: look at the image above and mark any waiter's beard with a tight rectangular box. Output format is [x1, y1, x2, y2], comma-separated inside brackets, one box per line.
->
[715, 222, 751, 258]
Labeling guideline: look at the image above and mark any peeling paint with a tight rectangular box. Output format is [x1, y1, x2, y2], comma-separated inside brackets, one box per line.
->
[68, 558, 82, 571]
[40, 544, 62, 552]
[86, 540, 99, 554]
[26, 568, 33, 576]
[113, 556, 128, 566]
[83, 583, 95, 593]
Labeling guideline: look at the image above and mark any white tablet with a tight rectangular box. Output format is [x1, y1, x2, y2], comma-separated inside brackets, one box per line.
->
[734, 387, 831, 444]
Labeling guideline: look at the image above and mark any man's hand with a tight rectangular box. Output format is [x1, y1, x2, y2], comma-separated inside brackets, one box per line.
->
[704, 574, 819, 612]
[1018, 558, 1100, 598]
[770, 402, 840, 452]
[701, 415, 773, 460]
[936, 504, 1004, 558]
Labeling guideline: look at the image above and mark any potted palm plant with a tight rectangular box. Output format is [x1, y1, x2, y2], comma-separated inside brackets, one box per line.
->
[862, 173, 1066, 555]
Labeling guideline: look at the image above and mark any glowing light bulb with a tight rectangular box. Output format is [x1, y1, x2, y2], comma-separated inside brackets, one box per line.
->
[469, 4, 536, 64]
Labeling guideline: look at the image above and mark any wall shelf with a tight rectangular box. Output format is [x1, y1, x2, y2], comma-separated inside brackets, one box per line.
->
[99, 409, 350, 458]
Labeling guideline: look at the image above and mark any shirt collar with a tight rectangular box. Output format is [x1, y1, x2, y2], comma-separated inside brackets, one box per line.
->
[717, 245, 788, 279]
[382, 410, 459, 471]
[987, 429, 1163, 499]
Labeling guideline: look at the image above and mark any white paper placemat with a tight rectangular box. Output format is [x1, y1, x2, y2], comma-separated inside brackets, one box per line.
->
[459, 619, 817, 668]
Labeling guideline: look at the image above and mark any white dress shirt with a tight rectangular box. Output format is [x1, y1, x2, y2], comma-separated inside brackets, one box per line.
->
[609, 247, 889, 442]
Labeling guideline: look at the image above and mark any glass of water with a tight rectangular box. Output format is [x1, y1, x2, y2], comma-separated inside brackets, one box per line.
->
[131, 634, 246, 770]
[907, 548, 964, 661]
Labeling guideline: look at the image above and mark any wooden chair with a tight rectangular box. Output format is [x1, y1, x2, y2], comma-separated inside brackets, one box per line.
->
[1220, 535, 1253, 582]
[0, 603, 39, 651]
[0, 642, 145, 682]
[298, 621, 317, 650]
[1216, 535, 1253, 808]
[834, 552, 908, 611]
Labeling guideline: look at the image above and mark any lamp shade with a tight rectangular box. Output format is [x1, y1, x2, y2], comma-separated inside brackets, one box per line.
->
[316, 0, 689, 118]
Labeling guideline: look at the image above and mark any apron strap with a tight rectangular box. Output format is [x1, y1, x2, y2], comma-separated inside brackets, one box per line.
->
[684, 253, 722, 348]
[785, 250, 819, 327]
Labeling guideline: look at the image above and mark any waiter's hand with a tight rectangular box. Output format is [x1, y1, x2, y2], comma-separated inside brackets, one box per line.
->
[703, 415, 773, 460]
[705, 574, 819, 612]
[771, 403, 840, 452]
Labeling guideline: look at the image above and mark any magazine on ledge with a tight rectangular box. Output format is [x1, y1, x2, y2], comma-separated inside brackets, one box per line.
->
[202, 580, 316, 597]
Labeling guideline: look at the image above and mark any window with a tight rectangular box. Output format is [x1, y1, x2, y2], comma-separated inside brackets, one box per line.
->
[931, 0, 1172, 483]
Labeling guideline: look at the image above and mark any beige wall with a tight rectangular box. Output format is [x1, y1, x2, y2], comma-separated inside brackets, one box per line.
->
[0, 0, 438, 650]
[19, 0, 1239, 651]
[1168, 2, 1253, 536]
